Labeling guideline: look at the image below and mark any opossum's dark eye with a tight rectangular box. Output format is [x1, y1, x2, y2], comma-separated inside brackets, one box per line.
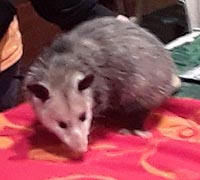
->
[79, 113, 86, 122]
[58, 121, 68, 129]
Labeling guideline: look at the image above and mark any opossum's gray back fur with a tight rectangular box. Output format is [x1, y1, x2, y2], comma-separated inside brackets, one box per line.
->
[25, 17, 177, 115]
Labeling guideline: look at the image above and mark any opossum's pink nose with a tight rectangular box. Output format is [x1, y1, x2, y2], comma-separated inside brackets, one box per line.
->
[70, 130, 88, 153]
[76, 145, 88, 153]
[72, 138, 88, 153]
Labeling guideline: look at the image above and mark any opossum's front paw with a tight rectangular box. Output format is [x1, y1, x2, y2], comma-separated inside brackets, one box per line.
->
[133, 130, 152, 139]
[118, 128, 152, 139]
[118, 128, 133, 135]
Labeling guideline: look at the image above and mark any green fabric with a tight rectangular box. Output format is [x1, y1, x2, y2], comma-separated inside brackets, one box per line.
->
[171, 36, 200, 99]
[174, 82, 200, 99]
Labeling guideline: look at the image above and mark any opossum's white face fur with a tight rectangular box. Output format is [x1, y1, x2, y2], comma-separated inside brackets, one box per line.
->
[26, 72, 94, 154]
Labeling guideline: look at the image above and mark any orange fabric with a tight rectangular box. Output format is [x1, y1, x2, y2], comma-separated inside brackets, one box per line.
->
[0, 16, 23, 72]
[1, 98, 200, 180]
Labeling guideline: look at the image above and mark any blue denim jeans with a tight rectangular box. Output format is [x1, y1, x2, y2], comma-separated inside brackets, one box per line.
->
[0, 61, 21, 111]
[30, 0, 116, 30]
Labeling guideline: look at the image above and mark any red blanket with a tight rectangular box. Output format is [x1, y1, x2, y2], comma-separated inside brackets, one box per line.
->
[1, 98, 200, 180]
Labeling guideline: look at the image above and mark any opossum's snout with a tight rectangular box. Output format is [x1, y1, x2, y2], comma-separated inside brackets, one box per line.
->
[61, 127, 89, 154]
[55, 112, 92, 154]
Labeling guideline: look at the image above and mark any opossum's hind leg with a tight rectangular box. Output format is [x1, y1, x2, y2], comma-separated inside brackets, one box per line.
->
[171, 74, 182, 95]
[119, 128, 152, 138]
[119, 106, 152, 138]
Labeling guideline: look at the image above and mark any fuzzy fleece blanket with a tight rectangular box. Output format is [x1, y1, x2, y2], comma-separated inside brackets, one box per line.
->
[1, 97, 200, 180]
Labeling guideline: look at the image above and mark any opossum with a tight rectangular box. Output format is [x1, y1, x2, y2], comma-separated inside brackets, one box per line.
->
[23, 16, 180, 154]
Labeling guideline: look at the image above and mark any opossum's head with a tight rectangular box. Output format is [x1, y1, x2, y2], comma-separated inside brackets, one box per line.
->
[25, 71, 94, 154]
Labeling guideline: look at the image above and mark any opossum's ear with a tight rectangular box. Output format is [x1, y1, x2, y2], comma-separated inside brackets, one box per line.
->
[27, 84, 50, 102]
[78, 74, 94, 91]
